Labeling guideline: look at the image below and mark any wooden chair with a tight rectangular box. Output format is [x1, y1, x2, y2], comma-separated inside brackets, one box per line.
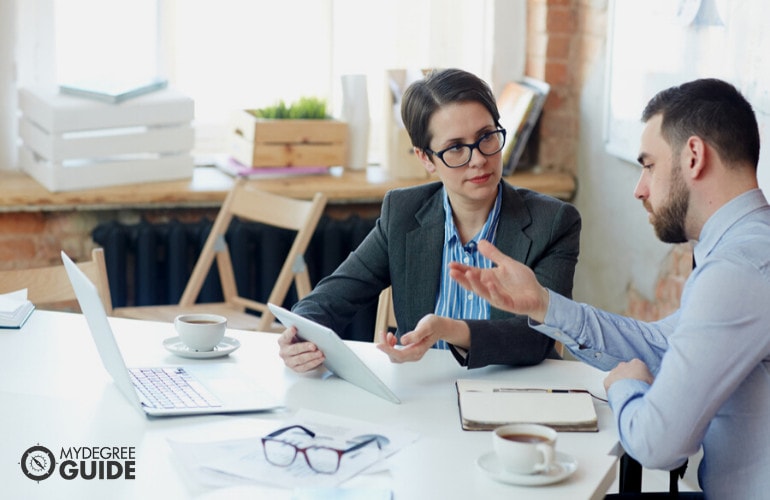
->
[112, 178, 327, 331]
[0, 248, 113, 314]
[374, 286, 397, 343]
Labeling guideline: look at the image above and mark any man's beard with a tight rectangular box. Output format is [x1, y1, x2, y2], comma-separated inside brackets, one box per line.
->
[651, 166, 689, 243]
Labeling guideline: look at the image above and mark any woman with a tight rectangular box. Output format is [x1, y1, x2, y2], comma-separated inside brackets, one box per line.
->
[279, 68, 581, 372]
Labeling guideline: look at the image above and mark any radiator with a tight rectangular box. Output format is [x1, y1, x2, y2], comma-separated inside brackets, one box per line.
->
[92, 214, 378, 341]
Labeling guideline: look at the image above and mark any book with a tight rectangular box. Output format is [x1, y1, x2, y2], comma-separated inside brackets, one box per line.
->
[455, 379, 598, 432]
[497, 77, 550, 175]
[0, 289, 35, 329]
[59, 78, 168, 104]
[216, 156, 331, 179]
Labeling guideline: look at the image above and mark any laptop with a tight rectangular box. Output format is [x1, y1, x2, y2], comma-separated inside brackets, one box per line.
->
[268, 303, 400, 404]
[62, 251, 283, 417]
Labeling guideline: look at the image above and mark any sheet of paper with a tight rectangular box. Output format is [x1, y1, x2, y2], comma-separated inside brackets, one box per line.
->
[169, 409, 419, 490]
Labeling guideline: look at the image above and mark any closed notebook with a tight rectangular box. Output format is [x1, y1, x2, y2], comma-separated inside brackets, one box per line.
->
[456, 379, 598, 432]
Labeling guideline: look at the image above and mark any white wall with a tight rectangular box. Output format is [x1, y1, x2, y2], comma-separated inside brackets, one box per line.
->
[571, 33, 671, 312]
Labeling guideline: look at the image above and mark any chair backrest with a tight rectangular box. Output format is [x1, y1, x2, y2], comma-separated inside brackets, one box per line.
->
[374, 286, 397, 343]
[0, 248, 113, 314]
[178, 178, 327, 331]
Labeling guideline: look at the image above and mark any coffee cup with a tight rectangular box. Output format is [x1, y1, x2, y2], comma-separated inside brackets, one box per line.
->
[174, 314, 227, 351]
[492, 423, 557, 475]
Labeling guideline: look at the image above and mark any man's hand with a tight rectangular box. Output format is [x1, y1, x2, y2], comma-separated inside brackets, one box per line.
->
[277, 326, 325, 373]
[449, 240, 550, 322]
[604, 359, 654, 392]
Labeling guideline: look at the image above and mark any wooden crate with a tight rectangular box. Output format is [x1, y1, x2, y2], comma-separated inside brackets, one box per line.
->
[17, 87, 194, 192]
[229, 111, 347, 167]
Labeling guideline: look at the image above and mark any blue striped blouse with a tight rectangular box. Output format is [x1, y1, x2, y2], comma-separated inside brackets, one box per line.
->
[433, 184, 502, 349]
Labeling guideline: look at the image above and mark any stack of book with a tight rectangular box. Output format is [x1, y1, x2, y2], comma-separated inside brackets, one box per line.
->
[497, 77, 550, 175]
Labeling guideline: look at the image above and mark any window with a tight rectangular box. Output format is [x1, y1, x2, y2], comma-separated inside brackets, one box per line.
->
[13, 0, 524, 166]
[55, 0, 160, 88]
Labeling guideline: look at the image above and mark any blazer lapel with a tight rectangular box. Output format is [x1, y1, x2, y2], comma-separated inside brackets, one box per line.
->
[404, 191, 445, 327]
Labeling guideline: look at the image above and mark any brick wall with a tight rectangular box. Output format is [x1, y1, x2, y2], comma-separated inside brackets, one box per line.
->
[0, 208, 218, 271]
[625, 243, 694, 321]
[526, 0, 606, 174]
[528, 0, 686, 320]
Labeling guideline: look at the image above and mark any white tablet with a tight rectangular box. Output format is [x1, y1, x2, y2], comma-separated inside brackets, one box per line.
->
[268, 303, 401, 404]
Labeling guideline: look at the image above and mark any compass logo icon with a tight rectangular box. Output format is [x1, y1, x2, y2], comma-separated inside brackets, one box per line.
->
[20, 444, 56, 482]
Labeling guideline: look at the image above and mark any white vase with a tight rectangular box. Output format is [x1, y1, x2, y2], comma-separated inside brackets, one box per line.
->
[341, 74, 370, 170]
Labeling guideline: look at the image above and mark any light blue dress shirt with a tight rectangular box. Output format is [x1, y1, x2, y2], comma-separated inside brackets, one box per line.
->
[532, 189, 770, 499]
[434, 184, 502, 349]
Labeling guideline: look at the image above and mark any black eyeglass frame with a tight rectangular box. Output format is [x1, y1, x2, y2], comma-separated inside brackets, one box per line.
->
[261, 424, 383, 474]
[424, 128, 507, 168]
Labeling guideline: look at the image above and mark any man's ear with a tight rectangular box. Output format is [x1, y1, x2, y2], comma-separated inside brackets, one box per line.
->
[684, 136, 707, 179]
[414, 147, 437, 174]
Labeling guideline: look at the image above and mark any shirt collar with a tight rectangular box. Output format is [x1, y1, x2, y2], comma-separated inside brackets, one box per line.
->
[694, 188, 768, 265]
[441, 183, 503, 247]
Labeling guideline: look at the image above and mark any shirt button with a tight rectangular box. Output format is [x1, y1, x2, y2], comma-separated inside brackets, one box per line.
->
[467, 293, 473, 300]
[463, 256, 469, 263]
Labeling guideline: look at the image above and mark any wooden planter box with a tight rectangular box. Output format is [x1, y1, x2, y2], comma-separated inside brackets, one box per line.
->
[229, 111, 348, 167]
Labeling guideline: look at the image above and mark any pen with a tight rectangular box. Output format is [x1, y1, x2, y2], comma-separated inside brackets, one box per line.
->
[492, 388, 590, 394]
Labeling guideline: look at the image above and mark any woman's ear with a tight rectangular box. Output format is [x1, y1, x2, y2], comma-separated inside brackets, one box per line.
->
[414, 148, 437, 174]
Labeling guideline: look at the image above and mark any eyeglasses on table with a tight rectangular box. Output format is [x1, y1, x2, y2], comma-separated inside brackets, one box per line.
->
[261, 424, 386, 474]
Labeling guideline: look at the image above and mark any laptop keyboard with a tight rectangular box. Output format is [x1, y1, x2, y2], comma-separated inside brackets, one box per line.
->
[129, 367, 222, 409]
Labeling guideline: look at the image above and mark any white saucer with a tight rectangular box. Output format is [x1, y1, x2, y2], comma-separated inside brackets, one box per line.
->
[476, 450, 577, 486]
[163, 336, 241, 359]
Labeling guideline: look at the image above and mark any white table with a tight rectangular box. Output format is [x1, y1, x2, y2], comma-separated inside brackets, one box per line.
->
[1, 310, 620, 499]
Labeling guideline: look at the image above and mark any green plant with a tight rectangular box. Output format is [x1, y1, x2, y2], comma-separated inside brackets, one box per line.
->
[248, 97, 328, 119]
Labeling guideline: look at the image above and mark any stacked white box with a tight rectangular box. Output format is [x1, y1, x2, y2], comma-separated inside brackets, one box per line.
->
[18, 87, 195, 192]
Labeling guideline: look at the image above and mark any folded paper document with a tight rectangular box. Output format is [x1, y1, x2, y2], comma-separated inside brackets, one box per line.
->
[456, 379, 598, 432]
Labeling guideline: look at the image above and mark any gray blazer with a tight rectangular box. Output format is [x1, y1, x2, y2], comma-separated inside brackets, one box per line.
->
[293, 180, 581, 368]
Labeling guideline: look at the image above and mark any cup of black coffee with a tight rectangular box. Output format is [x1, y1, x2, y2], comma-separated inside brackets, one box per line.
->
[492, 423, 557, 474]
[174, 314, 227, 351]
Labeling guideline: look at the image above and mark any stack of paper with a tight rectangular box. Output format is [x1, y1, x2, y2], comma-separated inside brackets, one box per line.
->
[456, 379, 598, 432]
[0, 289, 35, 329]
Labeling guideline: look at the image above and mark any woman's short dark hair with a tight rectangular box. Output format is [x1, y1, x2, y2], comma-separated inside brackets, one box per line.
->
[400, 68, 501, 151]
[642, 78, 760, 169]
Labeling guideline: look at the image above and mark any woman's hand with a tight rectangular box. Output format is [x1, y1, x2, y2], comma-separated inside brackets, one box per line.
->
[277, 326, 325, 372]
[376, 314, 470, 363]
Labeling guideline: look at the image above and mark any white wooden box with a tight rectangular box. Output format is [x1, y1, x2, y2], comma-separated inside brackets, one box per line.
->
[17, 87, 195, 192]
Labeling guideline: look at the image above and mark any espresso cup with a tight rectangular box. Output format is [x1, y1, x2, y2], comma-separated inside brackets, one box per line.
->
[492, 423, 557, 475]
[174, 314, 227, 351]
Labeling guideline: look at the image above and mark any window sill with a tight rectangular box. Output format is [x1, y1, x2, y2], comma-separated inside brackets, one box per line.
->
[0, 166, 576, 212]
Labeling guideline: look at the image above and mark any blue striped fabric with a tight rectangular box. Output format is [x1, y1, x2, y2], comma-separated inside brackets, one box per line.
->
[433, 184, 501, 349]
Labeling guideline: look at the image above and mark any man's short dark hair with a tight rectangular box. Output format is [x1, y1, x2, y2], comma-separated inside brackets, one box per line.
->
[642, 78, 760, 169]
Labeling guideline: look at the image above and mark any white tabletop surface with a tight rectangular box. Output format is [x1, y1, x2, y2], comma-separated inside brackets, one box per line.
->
[1, 310, 620, 499]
